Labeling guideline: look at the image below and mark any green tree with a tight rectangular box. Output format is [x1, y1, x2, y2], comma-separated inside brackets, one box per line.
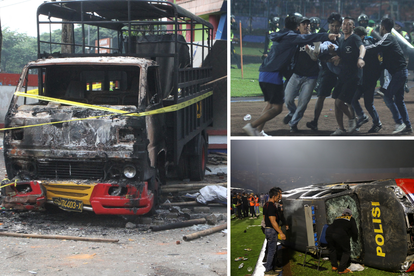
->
[1, 28, 37, 73]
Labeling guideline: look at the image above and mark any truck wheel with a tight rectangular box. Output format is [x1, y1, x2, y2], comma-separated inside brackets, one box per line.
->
[189, 135, 207, 181]
[147, 176, 159, 216]
[177, 153, 188, 180]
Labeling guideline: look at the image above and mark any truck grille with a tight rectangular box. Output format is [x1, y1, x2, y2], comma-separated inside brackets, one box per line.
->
[37, 160, 104, 180]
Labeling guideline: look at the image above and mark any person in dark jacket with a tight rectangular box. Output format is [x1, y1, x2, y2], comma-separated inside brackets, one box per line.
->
[351, 26, 383, 133]
[326, 208, 358, 274]
[241, 192, 249, 218]
[306, 12, 342, 131]
[365, 17, 412, 134]
[243, 14, 338, 136]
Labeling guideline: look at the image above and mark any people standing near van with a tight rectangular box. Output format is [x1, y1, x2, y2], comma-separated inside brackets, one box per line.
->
[263, 187, 286, 274]
[248, 193, 256, 218]
[254, 194, 260, 215]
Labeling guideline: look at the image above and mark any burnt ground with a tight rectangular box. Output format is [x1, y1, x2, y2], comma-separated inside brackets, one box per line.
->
[231, 77, 414, 136]
[0, 141, 227, 276]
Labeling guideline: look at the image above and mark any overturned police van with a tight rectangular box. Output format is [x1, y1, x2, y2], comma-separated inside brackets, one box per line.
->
[282, 178, 414, 272]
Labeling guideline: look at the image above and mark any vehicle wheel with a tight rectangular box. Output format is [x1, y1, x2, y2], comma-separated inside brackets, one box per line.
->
[189, 135, 207, 181]
[176, 152, 188, 180]
[147, 176, 159, 216]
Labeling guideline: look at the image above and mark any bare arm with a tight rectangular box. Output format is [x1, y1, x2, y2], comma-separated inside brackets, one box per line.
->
[358, 44, 366, 68]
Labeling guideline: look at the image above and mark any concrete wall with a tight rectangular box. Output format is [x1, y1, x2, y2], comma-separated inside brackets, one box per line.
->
[0, 86, 37, 128]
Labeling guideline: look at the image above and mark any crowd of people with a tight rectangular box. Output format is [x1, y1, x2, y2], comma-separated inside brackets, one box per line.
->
[231, 191, 266, 219]
[241, 12, 413, 136]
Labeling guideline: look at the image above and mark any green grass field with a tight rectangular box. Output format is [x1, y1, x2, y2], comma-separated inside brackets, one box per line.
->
[234, 45, 263, 56]
[231, 210, 402, 276]
[231, 63, 262, 97]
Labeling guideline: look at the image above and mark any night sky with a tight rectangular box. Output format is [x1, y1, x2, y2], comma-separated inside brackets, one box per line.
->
[231, 140, 414, 193]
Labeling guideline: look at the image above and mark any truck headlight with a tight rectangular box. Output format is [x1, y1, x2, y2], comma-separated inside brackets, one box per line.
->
[123, 165, 136, 179]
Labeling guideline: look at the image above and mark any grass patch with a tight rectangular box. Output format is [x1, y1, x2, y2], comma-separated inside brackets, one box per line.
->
[234, 45, 263, 56]
[231, 63, 263, 97]
[231, 211, 401, 276]
[231, 211, 264, 276]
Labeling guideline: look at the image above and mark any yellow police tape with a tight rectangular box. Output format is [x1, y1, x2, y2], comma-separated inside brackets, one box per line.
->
[0, 179, 17, 189]
[0, 91, 213, 131]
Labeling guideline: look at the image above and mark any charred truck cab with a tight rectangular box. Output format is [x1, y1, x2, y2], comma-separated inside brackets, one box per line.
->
[283, 179, 414, 272]
[2, 0, 214, 215]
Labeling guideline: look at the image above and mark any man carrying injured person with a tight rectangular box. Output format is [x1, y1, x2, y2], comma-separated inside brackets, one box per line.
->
[325, 208, 358, 274]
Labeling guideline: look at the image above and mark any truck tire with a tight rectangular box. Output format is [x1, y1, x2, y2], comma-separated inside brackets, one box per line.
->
[177, 153, 188, 180]
[189, 135, 207, 181]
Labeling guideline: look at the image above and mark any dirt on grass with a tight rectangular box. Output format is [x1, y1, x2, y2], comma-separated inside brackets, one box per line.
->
[231, 78, 414, 136]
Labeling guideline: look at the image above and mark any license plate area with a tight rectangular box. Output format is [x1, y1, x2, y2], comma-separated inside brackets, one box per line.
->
[52, 197, 83, 212]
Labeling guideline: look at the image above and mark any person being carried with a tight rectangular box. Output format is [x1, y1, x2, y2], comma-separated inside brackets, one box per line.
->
[306, 12, 342, 131]
[243, 14, 338, 136]
[330, 17, 365, 136]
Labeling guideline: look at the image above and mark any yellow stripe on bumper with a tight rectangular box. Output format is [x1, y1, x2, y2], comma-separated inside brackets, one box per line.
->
[42, 182, 95, 205]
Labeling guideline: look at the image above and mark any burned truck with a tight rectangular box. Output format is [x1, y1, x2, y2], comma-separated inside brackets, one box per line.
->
[2, 0, 214, 215]
[282, 178, 414, 272]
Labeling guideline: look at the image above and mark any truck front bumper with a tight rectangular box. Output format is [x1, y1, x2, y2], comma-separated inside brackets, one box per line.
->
[2, 180, 154, 215]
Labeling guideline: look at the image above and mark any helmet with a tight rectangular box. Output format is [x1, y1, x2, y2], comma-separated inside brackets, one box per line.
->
[271, 17, 280, 24]
[358, 14, 368, 27]
[269, 17, 280, 30]
[358, 14, 368, 22]
[288, 12, 303, 24]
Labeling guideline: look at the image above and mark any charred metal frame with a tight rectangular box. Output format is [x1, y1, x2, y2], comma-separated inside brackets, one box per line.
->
[36, 0, 214, 165]
[3, 0, 214, 215]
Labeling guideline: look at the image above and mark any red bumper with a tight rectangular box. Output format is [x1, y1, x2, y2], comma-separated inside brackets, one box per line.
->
[90, 182, 154, 215]
[2, 181, 46, 211]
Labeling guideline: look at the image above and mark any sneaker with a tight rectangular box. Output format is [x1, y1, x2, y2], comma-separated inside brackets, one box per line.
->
[402, 126, 413, 134]
[264, 270, 278, 275]
[348, 118, 357, 133]
[392, 123, 406, 134]
[290, 125, 299, 133]
[332, 267, 338, 271]
[306, 120, 318, 131]
[260, 130, 272, 137]
[356, 115, 369, 128]
[273, 267, 283, 272]
[243, 123, 260, 136]
[368, 124, 382, 133]
[331, 128, 347, 136]
[283, 114, 293, 124]
[339, 268, 352, 274]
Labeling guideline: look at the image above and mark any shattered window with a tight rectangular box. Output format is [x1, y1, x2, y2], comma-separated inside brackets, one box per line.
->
[326, 194, 363, 259]
[22, 65, 141, 106]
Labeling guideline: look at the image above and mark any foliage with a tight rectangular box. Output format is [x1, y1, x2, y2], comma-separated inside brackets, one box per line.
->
[1, 27, 37, 73]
